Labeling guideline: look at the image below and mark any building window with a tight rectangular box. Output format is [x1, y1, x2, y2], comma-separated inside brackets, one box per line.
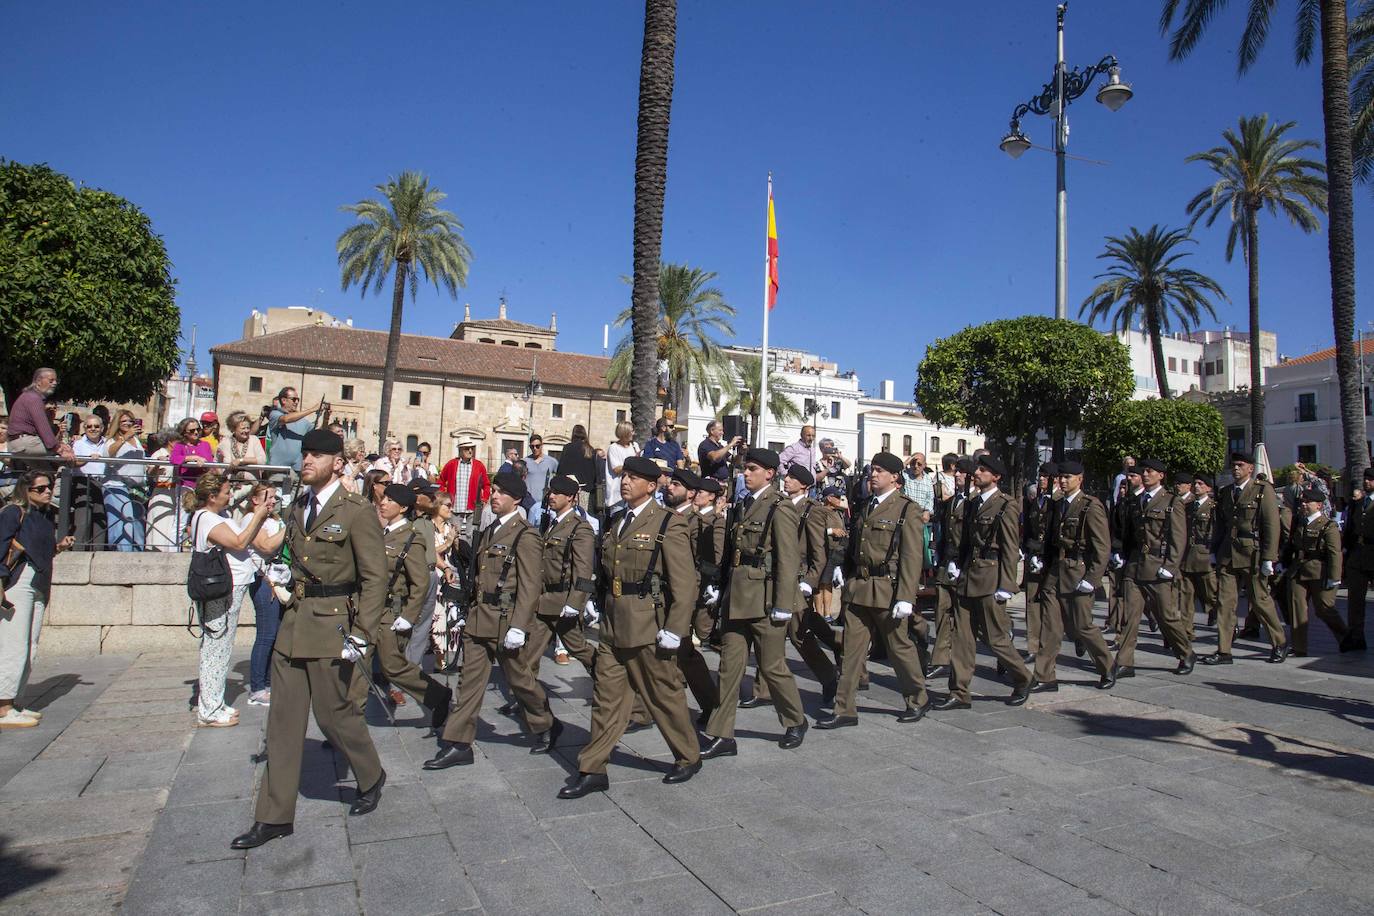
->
[1215, 358, 1225, 375]
[501, 340, 518, 347]
[1297, 392, 1317, 423]
[408, 390, 421, 407]
[881, 433, 891, 452]
[340, 384, 354, 401]
[405, 435, 419, 452]
[551, 403, 564, 419]
[524, 342, 542, 349]
[1168, 357, 1177, 372]
[248, 376, 263, 393]
[902, 435, 912, 455]
[1227, 426, 1247, 455]
[1297, 444, 1318, 464]
[930, 436, 940, 453]
[616, 409, 627, 423]
[463, 395, 476, 411]
[957, 439, 968, 455]
[830, 401, 841, 419]
[478, 337, 496, 344]
[501, 438, 523, 459]
[768, 440, 784, 452]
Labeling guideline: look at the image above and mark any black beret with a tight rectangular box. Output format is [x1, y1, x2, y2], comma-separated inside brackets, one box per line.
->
[1038, 462, 1058, 477]
[1058, 460, 1085, 476]
[383, 483, 416, 508]
[1139, 458, 1167, 473]
[1363, 467, 1374, 481]
[1230, 451, 1252, 464]
[744, 447, 780, 470]
[301, 429, 344, 455]
[1299, 487, 1326, 503]
[787, 464, 815, 486]
[977, 454, 1006, 477]
[1172, 470, 1194, 486]
[407, 477, 439, 495]
[955, 457, 976, 474]
[820, 485, 844, 499]
[492, 470, 528, 501]
[698, 477, 723, 494]
[871, 452, 904, 475]
[548, 475, 580, 497]
[622, 455, 662, 481]
[671, 468, 703, 489]
[1192, 472, 1213, 487]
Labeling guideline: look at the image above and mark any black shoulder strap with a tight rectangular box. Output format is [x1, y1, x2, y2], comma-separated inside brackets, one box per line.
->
[386, 529, 420, 593]
[495, 526, 528, 596]
[638, 510, 675, 590]
[980, 495, 1011, 560]
[881, 500, 914, 579]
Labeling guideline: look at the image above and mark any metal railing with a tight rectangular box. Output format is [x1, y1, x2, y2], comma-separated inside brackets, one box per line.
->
[0, 451, 299, 553]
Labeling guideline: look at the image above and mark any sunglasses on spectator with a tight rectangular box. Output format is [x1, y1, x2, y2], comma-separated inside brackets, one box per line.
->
[30, 484, 52, 493]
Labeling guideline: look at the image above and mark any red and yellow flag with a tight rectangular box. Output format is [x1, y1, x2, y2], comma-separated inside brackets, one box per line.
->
[766, 179, 779, 309]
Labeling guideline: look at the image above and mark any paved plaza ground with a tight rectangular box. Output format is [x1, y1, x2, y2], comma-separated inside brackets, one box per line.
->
[1, 601, 1373, 916]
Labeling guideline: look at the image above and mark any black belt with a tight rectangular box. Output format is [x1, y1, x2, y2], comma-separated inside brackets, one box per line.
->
[736, 553, 767, 568]
[617, 581, 655, 598]
[480, 590, 508, 605]
[548, 577, 597, 592]
[299, 582, 357, 599]
[856, 561, 894, 579]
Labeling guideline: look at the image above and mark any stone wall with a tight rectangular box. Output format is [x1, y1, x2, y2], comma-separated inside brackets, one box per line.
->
[45, 552, 258, 656]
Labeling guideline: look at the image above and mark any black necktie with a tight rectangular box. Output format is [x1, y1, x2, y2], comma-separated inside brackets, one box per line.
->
[742, 495, 755, 513]
[1141, 492, 1150, 511]
[868, 496, 879, 515]
[305, 497, 318, 531]
[620, 510, 635, 537]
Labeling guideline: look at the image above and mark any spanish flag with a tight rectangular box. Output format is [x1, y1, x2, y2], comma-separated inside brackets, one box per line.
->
[766, 177, 779, 309]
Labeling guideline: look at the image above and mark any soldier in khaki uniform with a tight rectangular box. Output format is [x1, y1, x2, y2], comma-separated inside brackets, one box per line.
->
[1181, 474, 1221, 635]
[524, 474, 597, 679]
[1203, 452, 1288, 665]
[423, 471, 553, 769]
[1036, 461, 1115, 689]
[559, 456, 701, 798]
[1169, 472, 1197, 640]
[700, 448, 807, 758]
[1020, 462, 1059, 657]
[928, 457, 974, 678]
[694, 477, 728, 645]
[347, 484, 452, 725]
[1287, 487, 1348, 655]
[1113, 458, 1194, 675]
[1339, 468, 1374, 652]
[937, 454, 1035, 710]
[232, 429, 388, 850]
[816, 451, 930, 728]
[659, 468, 718, 715]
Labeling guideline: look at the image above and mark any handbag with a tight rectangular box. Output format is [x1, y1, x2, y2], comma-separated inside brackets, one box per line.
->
[186, 512, 233, 603]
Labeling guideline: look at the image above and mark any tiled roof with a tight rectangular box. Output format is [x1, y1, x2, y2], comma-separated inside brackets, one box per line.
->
[211, 326, 613, 391]
[458, 317, 554, 334]
[1279, 338, 1374, 367]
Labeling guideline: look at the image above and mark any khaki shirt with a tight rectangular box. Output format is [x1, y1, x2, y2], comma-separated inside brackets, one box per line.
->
[844, 490, 924, 608]
[537, 510, 596, 617]
[382, 521, 428, 627]
[1290, 514, 1341, 582]
[1217, 478, 1280, 570]
[1123, 488, 1185, 581]
[1342, 496, 1374, 572]
[725, 488, 801, 620]
[599, 499, 695, 647]
[934, 491, 967, 586]
[1181, 497, 1219, 574]
[464, 513, 540, 640]
[956, 489, 1019, 598]
[696, 506, 727, 587]
[795, 496, 828, 591]
[1047, 492, 1109, 595]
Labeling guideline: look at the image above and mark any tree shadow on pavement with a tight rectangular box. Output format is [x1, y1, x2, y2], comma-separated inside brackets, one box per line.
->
[0, 836, 62, 903]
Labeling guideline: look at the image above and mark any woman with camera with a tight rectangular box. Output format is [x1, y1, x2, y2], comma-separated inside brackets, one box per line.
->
[102, 409, 148, 551]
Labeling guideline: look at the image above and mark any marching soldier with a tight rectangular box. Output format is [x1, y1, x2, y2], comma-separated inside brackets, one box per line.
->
[524, 474, 598, 679]
[232, 429, 387, 850]
[816, 452, 930, 727]
[1021, 462, 1058, 658]
[1169, 471, 1197, 640]
[1203, 452, 1288, 665]
[1181, 474, 1221, 636]
[660, 468, 718, 716]
[928, 457, 974, 679]
[424, 471, 553, 770]
[1114, 458, 1194, 676]
[1036, 462, 1116, 689]
[700, 448, 808, 757]
[1106, 467, 1143, 635]
[1288, 487, 1349, 655]
[1340, 468, 1374, 652]
[348, 483, 453, 725]
[937, 454, 1034, 709]
[559, 455, 701, 797]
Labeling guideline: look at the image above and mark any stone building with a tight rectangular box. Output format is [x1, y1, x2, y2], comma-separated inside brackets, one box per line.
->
[210, 305, 628, 469]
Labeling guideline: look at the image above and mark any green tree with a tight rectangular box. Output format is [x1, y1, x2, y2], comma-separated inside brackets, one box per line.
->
[717, 356, 802, 439]
[1186, 115, 1327, 445]
[0, 160, 179, 409]
[629, 0, 677, 443]
[916, 316, 1134, 490]
[1083, 398, 1227, 480]
[608, 263, 736, 413]
[337, 171, 471, 451]
[1353, 0, 1374, 192]
[1079, 225, 1227, 400]
[1162, 0, 1364, 489]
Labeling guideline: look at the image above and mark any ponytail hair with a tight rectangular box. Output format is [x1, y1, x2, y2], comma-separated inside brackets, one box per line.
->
[181, 471, 228, 513]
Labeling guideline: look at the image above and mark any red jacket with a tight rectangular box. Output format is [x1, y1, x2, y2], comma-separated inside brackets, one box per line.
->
[439, 457, 490, 510]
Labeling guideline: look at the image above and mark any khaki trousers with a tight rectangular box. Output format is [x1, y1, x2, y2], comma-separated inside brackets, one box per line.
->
[347, 628, 450, 712]
[256, 653, 383, 825]
[631, 603, 718, 719]
[1117, 577, 1191, 667]
[754, 608, 837, 700]
[441, 635, 550, 744]
[833, 604, 928, 718]
[525, 613, 596, 675]
[1290, 578, 1347, 654]
[1024, 576, 1050, 655]
[577, 642, 701, 775]
[931, 584, 955, 666]
[1183, 569, 1218, 640]
[949, 595, 1029, 703]
[1217, 565, 1286, 652]
[1037, 586, 1113, 682]
[706, 616, 805, 737]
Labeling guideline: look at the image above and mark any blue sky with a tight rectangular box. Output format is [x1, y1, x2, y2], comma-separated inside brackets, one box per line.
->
[6, 1, 1370, 398]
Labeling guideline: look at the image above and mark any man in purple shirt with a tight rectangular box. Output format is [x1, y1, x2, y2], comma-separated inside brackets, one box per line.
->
[778, 425, 818, 480]
[7, 369, 73, 465]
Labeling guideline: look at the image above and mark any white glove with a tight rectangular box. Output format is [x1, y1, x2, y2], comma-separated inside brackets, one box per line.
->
[702, 585, 720, 606]
[1325, 579, 1339, 591]
[891, 600, 914, 620]
[1261, 560, 1275, 576]
[1158, 568, 1174, 581]
[1109, 553, 1123, 570]
[946, 561, 961, 580]
[390, 616, 412, 632]
[799, 581, 813, 598]
[770, 607, 793, 622]
[341, 635, 367, 662]
[1028, 556, 1043, 574]
[502, 628, 526, 650]
[656, 629, 681, 650]
[560, 604, 579, 618]
[583, 599, 601, 626]
[832, 568, 845, 587]
[1075, 579, 1095, 594]
[455, 615, 467, 629]
[994, 590, 1013, 603]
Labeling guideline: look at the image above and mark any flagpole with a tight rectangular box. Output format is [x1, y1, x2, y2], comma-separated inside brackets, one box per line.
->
[758, 173, 771, 449]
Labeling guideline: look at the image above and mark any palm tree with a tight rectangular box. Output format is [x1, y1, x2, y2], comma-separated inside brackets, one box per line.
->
[337, 171, 471, 451]
[1161, 0, 1365, 485]
[1079, 225, 1228, 400]
[629, 0, 677, 443]
[717, 356, 803, 439]
[1353, 0, 1374, 192]
[607, 262, 737, 414]
[1185, 115, 1327, 446]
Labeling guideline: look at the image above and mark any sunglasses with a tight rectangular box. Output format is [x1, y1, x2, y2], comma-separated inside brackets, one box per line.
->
[186, 427, 202, 433]
[84, 424, 103, 430]
[30, 484, 52, 493]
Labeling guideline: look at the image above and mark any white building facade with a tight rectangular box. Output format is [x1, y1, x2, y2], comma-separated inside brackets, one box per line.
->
[857, 381, 986, 462]
[1113, 328, 1277, 400]
[1263, 339, 1374, 468]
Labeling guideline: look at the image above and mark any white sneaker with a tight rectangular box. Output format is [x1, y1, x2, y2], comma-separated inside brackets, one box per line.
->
[247, 690, 271, 707]
[197, 712, 238, 728]
[15, 708, 41, 720]
[0, 709, 39, 728]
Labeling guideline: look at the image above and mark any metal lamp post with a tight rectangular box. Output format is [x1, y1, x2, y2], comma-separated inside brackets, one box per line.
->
[523, 357, 543, 429]
[1000, 2, 1133, 320]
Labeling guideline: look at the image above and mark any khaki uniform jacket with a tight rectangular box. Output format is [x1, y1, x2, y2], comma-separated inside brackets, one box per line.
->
[1216, 478, 1280, 569]
[412, 516, 438, 569]
[599, 499, 695, 647]
[1123, 488, 1185, 580]
[536, 510, 596, 618]
[934, 491, 968, 586]
[1181, 496, 1219, 574]
[1021, 490, 1057, 569]
[1289, 514, 1342, 582]
[1342, 496, 1374, 571]
[1047, 491, 1109, 594]
[726, 489, 802, 620]
[464, 513, 540, 640]
[795, 496, 828, 592]
[279, 487, 387, 658]
[956, 489, 1019, 599]
[844, 490, 924, 608]
[382, 521, 428, 627]
[696, 507, 727, 588]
